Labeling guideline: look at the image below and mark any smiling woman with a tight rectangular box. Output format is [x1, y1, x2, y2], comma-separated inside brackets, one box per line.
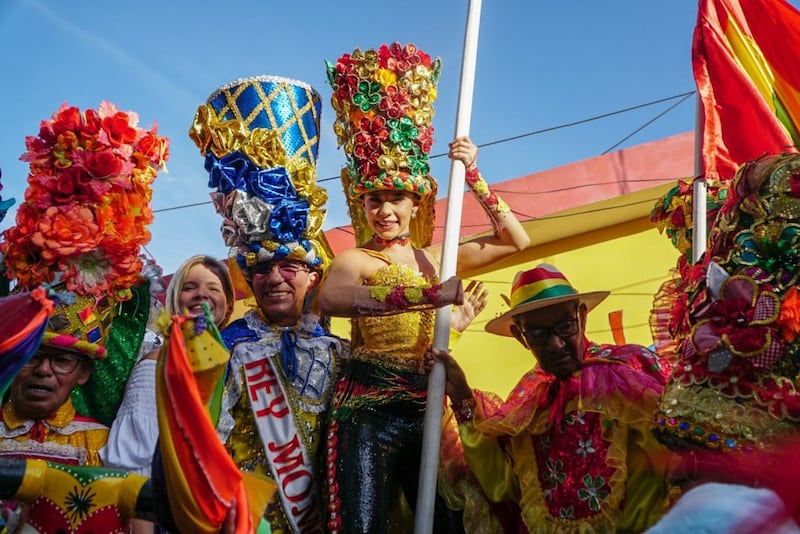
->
[319, 42, 530, 533]
[103, 254, 235, 477]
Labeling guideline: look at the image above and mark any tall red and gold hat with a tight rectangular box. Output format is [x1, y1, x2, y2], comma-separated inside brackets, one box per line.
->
[652, 153, 800, 454]
[0, 102, 169, 358]
[327, 42, 441, 247]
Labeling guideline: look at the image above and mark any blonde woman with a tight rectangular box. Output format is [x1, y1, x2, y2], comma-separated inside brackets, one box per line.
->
[102, 255, 234, 533]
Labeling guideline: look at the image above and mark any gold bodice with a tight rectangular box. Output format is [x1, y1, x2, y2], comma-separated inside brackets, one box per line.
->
[351, 262, 435, 372]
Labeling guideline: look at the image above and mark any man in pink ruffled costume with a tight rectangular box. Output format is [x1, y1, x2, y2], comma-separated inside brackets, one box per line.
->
[437, 263, 673, 533]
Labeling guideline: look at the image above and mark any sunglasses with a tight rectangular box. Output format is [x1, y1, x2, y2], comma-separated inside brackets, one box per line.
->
[253, 260, 310, 280]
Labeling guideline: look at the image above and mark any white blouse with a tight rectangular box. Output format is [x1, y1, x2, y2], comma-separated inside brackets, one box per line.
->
[100, 359, 158, 476]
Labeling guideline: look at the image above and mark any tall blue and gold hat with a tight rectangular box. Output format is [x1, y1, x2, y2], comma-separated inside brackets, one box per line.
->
[189, 75, 332, 274]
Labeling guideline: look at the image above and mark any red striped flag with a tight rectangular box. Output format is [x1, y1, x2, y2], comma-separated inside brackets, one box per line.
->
[694, 0, 800, 182]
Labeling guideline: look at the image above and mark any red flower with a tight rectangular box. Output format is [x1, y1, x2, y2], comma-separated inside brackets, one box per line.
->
[691, 276, 782, 368]
[81, 108, 102, 138]
[100, 112, 137, 148]
[135, 127, 170, 167]
[49, 105, 82, 139]
[379, 42, 424, 74]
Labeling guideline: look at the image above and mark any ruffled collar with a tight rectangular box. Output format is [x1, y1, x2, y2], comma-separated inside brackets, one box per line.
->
[244, 309, 324, 338]
[2, 397, 77, 431]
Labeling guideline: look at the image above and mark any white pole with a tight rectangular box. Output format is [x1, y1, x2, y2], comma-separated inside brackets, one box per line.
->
[692, 97, 707, 263]
[414, 1, 482, 532]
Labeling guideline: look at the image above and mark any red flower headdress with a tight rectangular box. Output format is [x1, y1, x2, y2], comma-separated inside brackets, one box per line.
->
[1, 102, 169, 300]
[653, 154, 800, 456]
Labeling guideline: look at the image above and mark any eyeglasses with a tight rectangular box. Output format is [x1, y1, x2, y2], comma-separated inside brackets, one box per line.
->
[253, 260, 310, 280]
[22, 351, 86, 375]
[520, 317, 580, 346]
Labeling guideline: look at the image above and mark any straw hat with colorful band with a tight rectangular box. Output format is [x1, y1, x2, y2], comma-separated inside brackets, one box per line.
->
[190, 75, 333, 275]
[327, 43, 440, 248]
[485, 263, 610, 337]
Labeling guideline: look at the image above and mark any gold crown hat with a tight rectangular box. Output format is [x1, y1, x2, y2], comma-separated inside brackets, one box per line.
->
[327, 42, 441, 247]
[652, 153, 800, 454]
[0, 102, 169, 359]
[189, 75, 333, 277]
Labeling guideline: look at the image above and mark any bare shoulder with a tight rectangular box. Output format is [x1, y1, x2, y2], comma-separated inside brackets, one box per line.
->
[326, 247, 386, 284]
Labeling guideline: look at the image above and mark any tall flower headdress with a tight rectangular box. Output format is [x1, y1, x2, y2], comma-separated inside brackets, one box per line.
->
[189, 75, 332, 276]
[0, 102, 169, 359]
[327, 42, 441, 247]
[653, 153, 800, 455]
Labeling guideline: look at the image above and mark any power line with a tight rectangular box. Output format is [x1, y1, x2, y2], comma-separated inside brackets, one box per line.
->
[152, 90, 695, 215]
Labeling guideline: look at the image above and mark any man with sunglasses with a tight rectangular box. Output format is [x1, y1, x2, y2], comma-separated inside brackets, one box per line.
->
[213, 254, 346, 533]
[437, 263, 673, 533]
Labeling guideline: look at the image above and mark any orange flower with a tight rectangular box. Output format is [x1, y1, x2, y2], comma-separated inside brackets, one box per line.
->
[30, 206, 100, 260]
[778, 286, 800, 343]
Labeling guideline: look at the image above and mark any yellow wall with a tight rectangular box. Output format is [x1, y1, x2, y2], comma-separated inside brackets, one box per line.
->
[331, 217, 681, 399]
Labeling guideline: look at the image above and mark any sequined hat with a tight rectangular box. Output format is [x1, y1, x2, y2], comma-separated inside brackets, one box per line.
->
[189, 75, 333, 275]
[652, 153, 800, 454]
[485, 263, 609, 337]
[0, 102, 169, 358]
[327, 42, 441, 247]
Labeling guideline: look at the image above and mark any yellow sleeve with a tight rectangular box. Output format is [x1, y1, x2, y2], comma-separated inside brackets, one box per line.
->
[617, 422, 673, 532]
[457, 421, 521, 503]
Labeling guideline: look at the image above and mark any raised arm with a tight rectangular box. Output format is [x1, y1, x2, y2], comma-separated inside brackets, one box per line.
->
[447, 137, 530, 274]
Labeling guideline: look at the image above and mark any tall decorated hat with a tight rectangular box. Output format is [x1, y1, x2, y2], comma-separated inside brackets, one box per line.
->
[327, 42, 441, 248]
[652, 153, 800, 455]
[189, 75, 332, 277]
[0, 102, 169, 360]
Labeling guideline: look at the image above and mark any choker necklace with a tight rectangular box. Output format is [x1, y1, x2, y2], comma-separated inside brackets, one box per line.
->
[372, 233, 411, 247]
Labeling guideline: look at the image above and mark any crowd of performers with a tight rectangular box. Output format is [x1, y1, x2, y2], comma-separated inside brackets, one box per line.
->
[1, 41, 800, 534]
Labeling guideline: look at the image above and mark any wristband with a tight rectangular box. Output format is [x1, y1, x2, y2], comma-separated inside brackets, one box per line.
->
[465, 167, 511, 237]
[451, 396, 475, 424]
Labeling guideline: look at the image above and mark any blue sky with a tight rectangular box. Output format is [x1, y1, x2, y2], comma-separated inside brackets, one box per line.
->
[2, 1, 790, 275]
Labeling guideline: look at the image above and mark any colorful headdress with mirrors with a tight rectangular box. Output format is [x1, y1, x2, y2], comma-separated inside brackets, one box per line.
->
[0, 101, 169, 424]
[189, 75, 333, 278]
[327, 42, 441, 247]
[652, 153, 800, 456]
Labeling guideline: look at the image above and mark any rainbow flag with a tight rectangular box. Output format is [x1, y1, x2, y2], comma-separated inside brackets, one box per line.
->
[694, 0, 800, 182]
[156, 313, 275, 533]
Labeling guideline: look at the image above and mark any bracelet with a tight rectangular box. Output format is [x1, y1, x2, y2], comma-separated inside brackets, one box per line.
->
[465, 167, 510, 237]
[367, 283, 442, 310]
[451, 396, 475, 424]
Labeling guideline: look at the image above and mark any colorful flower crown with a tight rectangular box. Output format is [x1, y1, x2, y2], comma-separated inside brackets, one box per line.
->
[653, 153, 800, 454]
[189, 76, 332, 273]
[0, 102, 169, 300]
[327, 42, 441, 247]
[650, 177, 729, 260]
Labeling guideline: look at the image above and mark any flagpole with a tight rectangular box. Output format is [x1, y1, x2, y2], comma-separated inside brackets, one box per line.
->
[414, 1, 482, 532]
[692, 97, 707, 263]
